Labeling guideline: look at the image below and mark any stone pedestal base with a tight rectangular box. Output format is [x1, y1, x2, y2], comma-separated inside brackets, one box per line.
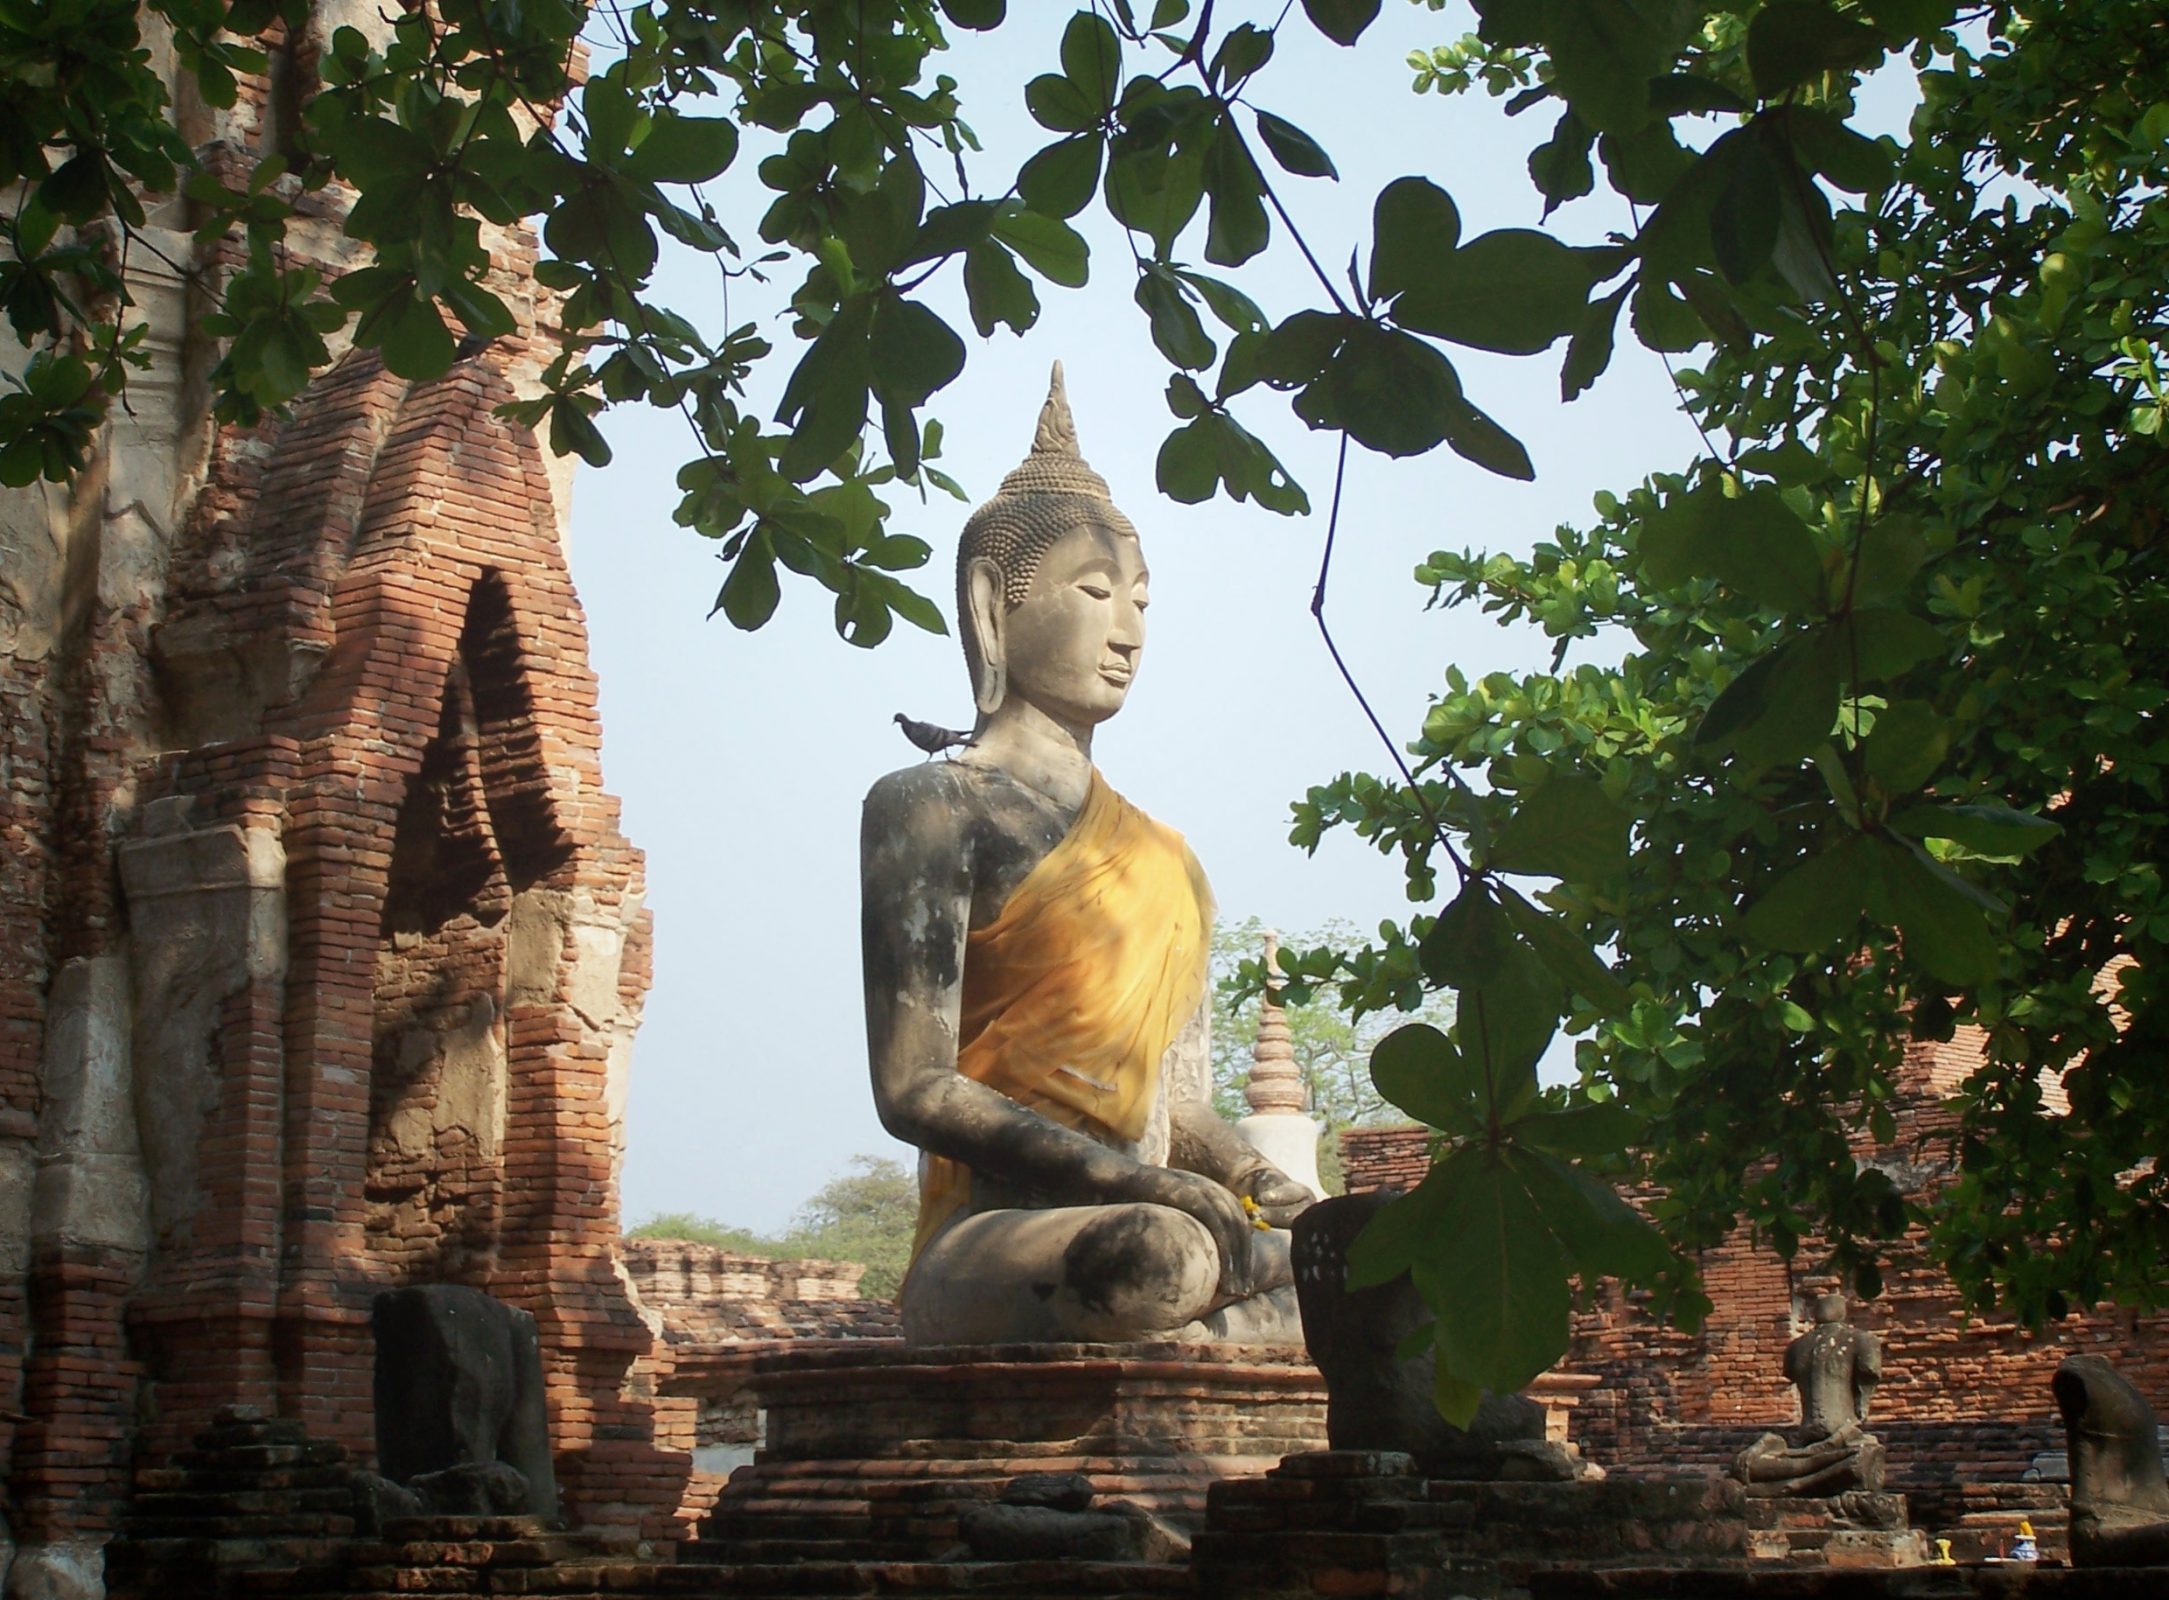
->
[1193, 1449, 1749, 1599]
[1745, 1492, 1930, 1567]
[672, 1340, 1327, 1561]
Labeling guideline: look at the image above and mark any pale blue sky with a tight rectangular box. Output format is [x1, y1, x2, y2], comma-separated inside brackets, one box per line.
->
[568, 4, 1708, 1233]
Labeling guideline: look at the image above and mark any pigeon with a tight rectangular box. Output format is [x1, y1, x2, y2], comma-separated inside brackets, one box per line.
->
[895, 713, 973, 759]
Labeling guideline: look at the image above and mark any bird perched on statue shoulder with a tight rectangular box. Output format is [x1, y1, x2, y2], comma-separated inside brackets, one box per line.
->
[894, 712, 973, 759]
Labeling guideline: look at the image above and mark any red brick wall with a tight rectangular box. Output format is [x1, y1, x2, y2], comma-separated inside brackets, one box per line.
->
[0, 7, 683, 1546]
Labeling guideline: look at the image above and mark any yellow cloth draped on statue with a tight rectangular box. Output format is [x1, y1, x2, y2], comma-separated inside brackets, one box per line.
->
[909, 770, 1215, 1263]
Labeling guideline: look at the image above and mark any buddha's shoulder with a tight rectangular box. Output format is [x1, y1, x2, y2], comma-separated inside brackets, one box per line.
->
[863, 758, 1063, 842]
[862, 759, 992, 828]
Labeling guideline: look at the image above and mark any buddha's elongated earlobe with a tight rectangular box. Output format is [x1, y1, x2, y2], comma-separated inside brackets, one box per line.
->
[964, 558, 1007, 715]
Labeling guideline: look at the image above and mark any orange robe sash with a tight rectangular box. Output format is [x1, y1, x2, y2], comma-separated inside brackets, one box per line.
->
[910, 770, 1214, 1262]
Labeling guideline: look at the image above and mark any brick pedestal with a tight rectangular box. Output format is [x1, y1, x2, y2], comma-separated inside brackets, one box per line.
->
[673, 1340, 1328, 1561]
[1744, 1494, 1930, 1567]
[1193, 1449, 1751, 1600]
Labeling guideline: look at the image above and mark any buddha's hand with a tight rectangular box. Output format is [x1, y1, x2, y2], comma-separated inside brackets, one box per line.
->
[1232, 1163, 1315, 1230]
[1132, 1166, 1262, 1301]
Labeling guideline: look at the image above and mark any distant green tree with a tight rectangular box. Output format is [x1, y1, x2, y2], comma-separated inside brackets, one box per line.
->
[626, 1154, 917, 1300]
[624, 1212, 774, 1253]
[776, 1154, 917, 1300]
[1210, 916, 1454, 1193]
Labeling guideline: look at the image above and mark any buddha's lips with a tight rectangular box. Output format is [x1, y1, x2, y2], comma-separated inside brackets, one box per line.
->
[1099, 663, 1134, 686]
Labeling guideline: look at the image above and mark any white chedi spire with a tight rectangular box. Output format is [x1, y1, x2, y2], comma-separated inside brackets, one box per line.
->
[1236, 929, 1325, 1199]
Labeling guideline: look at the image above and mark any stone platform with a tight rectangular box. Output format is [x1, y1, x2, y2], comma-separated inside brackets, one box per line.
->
[1746, 1494, 1930, 1568]
[1191, 1448, 1751, 1600]
[670, 1339, 1328, 1562]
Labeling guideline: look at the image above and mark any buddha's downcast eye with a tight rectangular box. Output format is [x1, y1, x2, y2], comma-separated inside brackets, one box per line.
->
[1078, 582, 1112, 600]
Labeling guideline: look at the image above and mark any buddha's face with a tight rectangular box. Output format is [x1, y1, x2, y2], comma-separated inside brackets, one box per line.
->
[1000, 520, 1149, 727]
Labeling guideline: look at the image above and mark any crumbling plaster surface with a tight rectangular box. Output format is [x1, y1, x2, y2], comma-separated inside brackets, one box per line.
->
[117, 817, 286, 1247]
[6, 1540, 102, 1600]
[32, 959, 148, 1259]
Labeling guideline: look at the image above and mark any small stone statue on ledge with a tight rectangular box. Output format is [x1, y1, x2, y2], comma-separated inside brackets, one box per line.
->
[1732, 1291, 1886, 1497]
[861, 364, 1313, 1346]
[2055, 1353, 2169, 1565]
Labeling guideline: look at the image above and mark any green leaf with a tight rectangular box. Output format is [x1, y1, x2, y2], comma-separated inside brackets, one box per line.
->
[1155, 412, 1310, 514]
[1543, 0, 1693, 137]
[1135, 269, 1215, 369]
[1421, 1150, 1570, 1395]
[1420, 881, 1516, 990]
[1060, 10, 1122, 112]
[1510, 1148, 1674, 1282]
[1370, 1022, 1479, 1133]
[1456, 950, 1559, 1119]
[1178, 270, 1266, 334]
[39, 151, 111, 222]
[374, 290, 455, 379]
[1368, 177, 1461, 305]
[1845, 606, 1945, 681]
[1025, 73, 1098, 134]
[718, 534, 781, 630]
[1845, 515, 1928, 603]
[776, 296, 873, 482]
[1301, 0, 1382, 47]
[906, 201, 999, 266]
[1630, 276, 1706, 353]
[1441, 399, 1535, 481]
[1742, 835, 1870, 953]
[1017, 136, 1104, 220]
[940, 0, 1006, 27]
[1211, 23, 1275, 87]
[869, 298, 965, 406]
[1645, 484, 1826, 613]
[1746, 0, 1887, 98]
[1347, 1156, 1476, 1289]
[1513, 1102, 1644, 1160]
[441, 278, 516, 340]
[1891, 803, 2058, 861]
[1490, 775, 1630, 882]
[1393, 229, 1598, 355]
[963, 241, 1039, 335]
[1498, 885, 1633, 1016]
[1432, 1352, 1483, 1430]
[1530, 110, 1597, 214]
[1871, 837, 1999, 986]
[1863, 699, 1947, 792]
[546, 398, 611, 467]
[624, 113, 739, 184]
[991, 206, 1090, 286]
[1254, 110, 1336, 179]
[1710, 132, 1781, 285]
[1318, 324, 1461, 457]
[583, 71, 639, 158]
[1695, 630, 1843, 769]
[1202, 125, 1270, 267]
[1562, 284, 1628, 401]
[1784, 106, 1893, 194]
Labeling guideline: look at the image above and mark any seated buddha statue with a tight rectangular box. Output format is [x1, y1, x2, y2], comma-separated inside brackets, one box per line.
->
[860, 364, 1312, 1345]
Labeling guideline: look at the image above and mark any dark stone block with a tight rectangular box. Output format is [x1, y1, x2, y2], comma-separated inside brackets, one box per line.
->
[1002, 1472, 1097, 1512]
[350, 1470, 424, 1532]
[1293, 1191, 1552, 1472]
[406, 1460, 533, 1517]
[370, 1284, 556, 1521]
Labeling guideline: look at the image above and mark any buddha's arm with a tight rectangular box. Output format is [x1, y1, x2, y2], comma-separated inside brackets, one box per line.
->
[1163, 1002, 1315, 1226]
[861, 771, 1262, 1290]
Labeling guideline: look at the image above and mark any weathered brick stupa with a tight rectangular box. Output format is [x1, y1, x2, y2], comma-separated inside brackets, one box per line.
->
[0, 5, 681, 1588]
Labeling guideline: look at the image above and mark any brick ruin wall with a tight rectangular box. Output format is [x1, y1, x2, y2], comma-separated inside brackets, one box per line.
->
[620, 1238, 900, 1518]
[1341, 1028, 2169, 1496]
[0, 4, 689, 1584]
